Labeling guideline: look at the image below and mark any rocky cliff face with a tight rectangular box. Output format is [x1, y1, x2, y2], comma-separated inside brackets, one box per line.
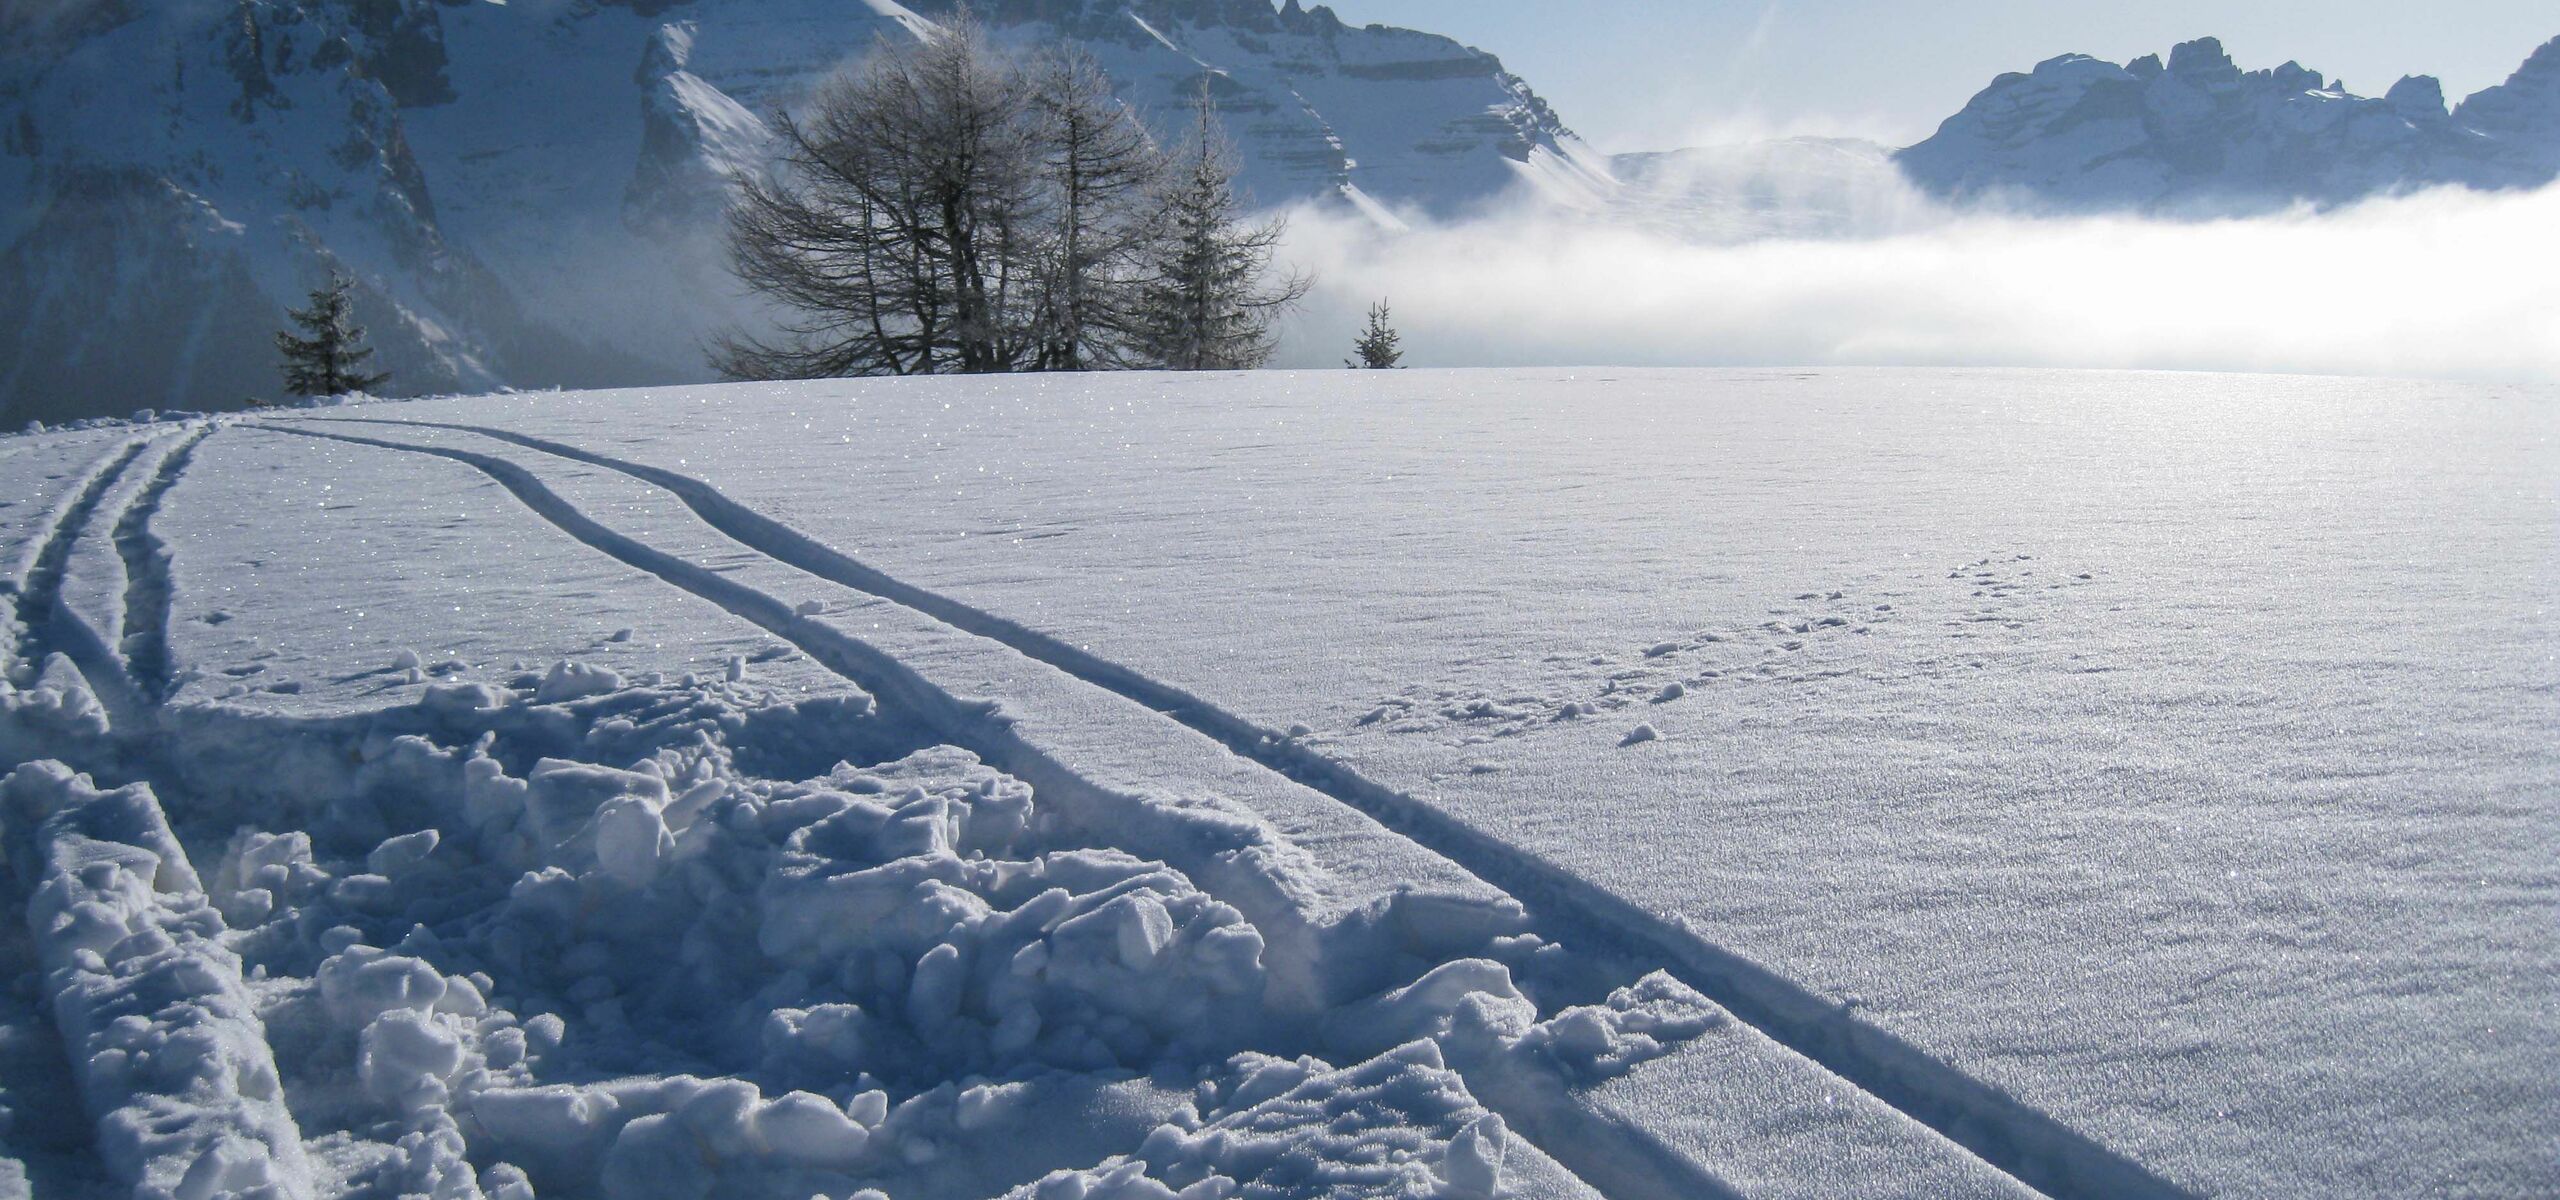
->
[2452, 35, 2560, 180]
[1897, 35, 2560, 212]
[0, 0, 1585, 421]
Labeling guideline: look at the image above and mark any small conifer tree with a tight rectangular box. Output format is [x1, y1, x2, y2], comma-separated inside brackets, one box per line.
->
[275, 273, 390, 396]
[1347, 298, 1402, 369]
[1135, 86, 1308, 371]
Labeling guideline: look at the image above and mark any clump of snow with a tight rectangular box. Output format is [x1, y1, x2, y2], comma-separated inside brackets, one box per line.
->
[1017, 1042, 1509, 1200]
[1619, 723, 1660, 747]
[5, 762, 318, 1200]
[534, 659, 623, 703]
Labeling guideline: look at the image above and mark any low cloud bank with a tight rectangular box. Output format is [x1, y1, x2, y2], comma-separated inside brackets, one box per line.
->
[1272, 179, 2560, 383]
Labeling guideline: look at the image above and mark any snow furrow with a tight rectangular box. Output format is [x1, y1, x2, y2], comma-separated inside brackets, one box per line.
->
[11, 437, 156, 733]
[2, 761, 315, 1200]
[294, 417, 2131, 1199]
[109, 425, 215, 706]
[55, 428, 198, 705]
[11, 438, 151, 668]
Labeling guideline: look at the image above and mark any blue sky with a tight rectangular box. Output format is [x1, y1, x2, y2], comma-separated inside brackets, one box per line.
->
[1317, 1, 2559, 150]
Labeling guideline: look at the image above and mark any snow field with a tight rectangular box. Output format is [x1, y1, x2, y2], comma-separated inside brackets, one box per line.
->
[0, 407, 2049, 1199]
[244, 418, 1532, 1015]
[324, 368, 2557, 1199]
[248, 411, 2118, 1197]
[19, 362, 2532, 1197]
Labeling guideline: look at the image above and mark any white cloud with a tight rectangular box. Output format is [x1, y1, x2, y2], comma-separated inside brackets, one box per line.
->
[1272, 181, 2560, 384]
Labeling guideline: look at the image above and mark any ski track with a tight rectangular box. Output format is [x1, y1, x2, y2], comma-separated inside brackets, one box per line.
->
[1, 433, 161, 1199]
[14, 435, 157, 726]
[14, 438, 150, 650]
[241, 421, 1783, 1200]
[109, 425, 216, 705]
[275, 414, 2181, 1200]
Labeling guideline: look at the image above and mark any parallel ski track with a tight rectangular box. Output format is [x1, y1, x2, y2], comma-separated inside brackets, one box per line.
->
[252, 419, 1761, 1200]
[0, 433, 158, 1198]
[13, 436, 155, 727]
[14, 439, 148, 651]
[274, 415, 2182, 1200]
[112, 425, 216, 705]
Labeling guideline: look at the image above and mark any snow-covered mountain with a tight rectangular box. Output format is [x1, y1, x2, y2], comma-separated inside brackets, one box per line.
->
[1899, 35, 2560, 212]
[0, 0, 1591, 424]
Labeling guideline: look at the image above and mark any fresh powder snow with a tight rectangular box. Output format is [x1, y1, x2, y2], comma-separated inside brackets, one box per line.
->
[0, 366, 2549, 1200]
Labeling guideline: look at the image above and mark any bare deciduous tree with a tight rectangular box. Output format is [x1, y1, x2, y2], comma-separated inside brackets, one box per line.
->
[714, 24, 1309, 380]
[713, 14, 1039, 379]
[1027, 49, 1163, 371]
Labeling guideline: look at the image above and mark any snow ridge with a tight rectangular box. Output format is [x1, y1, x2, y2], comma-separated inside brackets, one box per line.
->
[6, 760, 317, 1200]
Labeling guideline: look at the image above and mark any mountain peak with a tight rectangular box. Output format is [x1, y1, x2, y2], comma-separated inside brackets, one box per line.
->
[1900, 33, 2560, 212]
[2165, 37, 2238, 81]
[2385, 74, 2446, 118]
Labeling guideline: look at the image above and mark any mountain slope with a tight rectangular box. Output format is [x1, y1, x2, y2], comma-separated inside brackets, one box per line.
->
[1898, 35, 2560, 212]
[0, 0, 1587, 423]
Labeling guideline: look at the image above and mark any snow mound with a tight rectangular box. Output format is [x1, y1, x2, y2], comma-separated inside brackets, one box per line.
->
[0, 661, 1728, 1197]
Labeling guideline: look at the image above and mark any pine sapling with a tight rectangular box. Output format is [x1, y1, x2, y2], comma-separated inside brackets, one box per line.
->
[1347, 298, 1402, 369]
[275, 273, 390, 397]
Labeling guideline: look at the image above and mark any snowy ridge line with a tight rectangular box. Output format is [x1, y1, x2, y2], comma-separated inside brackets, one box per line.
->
[249, 420, 1790, 1200]
[308, 416, 2171, 1200]
[110, 424, 216, 707]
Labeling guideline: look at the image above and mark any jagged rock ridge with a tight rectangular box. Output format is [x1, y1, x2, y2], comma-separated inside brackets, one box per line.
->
[1898, 35, 2560, 211]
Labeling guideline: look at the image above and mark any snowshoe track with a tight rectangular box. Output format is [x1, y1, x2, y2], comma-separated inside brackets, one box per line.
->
[268, 416, 2177, 1200]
